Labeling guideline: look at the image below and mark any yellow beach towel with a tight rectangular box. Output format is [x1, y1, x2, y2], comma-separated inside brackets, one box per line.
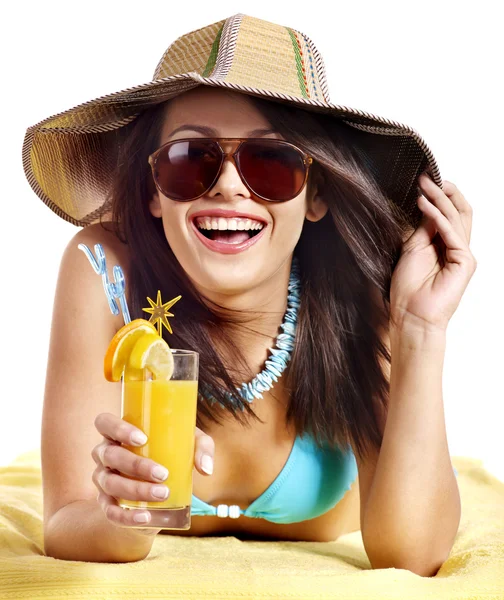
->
[0, 449, 503, 600]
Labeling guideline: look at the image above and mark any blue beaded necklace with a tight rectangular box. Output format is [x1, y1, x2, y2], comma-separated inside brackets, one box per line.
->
[204, 257, 301, 408]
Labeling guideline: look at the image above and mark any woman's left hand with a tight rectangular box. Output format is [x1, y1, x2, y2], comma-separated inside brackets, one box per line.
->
[390, 173, 477, 334]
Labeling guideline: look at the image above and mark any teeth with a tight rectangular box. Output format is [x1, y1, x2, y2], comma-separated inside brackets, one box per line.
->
[195, 216, 264, 231]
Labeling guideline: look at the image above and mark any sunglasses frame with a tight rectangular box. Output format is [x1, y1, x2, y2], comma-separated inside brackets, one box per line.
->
[148, 137, 314, 202]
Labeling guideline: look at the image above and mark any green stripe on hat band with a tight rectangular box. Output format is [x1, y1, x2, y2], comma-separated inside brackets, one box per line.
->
[286, 28, 310, 99]
[202, 25, 224, 78]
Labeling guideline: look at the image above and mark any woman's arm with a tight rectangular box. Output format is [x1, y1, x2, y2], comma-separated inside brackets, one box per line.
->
[42, 223, 158, 562]
[361, 177, 476, 576]
[361, 324, 460, 577]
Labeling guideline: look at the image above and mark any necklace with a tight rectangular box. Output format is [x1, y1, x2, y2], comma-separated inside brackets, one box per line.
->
[204, 257, 301, 408]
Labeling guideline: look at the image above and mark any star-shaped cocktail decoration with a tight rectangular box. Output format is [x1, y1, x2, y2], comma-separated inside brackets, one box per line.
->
[142, 290, 182, 336]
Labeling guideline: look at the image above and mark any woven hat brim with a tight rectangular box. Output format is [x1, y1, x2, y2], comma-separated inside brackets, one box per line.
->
[22, 71, 441, 228]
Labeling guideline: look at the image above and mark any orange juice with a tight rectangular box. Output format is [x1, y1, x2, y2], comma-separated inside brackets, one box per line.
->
[119, 367, 198, 512]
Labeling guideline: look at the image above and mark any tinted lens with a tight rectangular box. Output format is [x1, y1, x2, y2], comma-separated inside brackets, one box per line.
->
[152, 140, 221, 201]
[238, 141, 306, 201]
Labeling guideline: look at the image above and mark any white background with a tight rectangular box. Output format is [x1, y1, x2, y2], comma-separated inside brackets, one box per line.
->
[2, 2, 503, 481]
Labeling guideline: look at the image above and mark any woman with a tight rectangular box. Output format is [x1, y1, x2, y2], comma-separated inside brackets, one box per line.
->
[28, 14, 475, 574]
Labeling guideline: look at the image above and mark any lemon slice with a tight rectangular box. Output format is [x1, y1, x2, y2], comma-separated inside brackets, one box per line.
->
[122, 363, 145, 382]
[104, 319, 157, 382]
[129, 332, 174, 380]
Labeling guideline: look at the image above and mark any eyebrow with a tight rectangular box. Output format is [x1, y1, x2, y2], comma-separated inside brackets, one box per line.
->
[166, 124, 280, 139]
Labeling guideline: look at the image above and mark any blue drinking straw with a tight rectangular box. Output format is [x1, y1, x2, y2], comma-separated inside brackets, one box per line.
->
[78, 243, 131, 325]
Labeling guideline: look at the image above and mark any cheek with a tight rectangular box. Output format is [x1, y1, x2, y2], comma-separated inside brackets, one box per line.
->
[270, 198, 307, 248]
[158, 202, 191, 256]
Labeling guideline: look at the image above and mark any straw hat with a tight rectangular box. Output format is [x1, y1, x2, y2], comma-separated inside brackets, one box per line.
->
[22, 12, 442, 228]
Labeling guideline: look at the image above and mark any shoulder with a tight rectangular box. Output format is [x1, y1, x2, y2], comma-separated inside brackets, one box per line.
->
[56, 222, 131, 333]
[61, 222, 131, 290]
[68, 222, 130, 274]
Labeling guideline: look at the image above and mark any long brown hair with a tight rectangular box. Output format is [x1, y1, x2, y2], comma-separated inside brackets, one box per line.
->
[102, 89, 407, 463]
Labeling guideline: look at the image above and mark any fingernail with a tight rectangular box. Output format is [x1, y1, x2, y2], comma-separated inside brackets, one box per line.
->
[131, 431, 148, 446]
[97, 471, 106, 488]
[152, 485, 169, 499]
[201, 455, 214, 475]
[152, 465, 169, 481]
[134, 512, 150, 523]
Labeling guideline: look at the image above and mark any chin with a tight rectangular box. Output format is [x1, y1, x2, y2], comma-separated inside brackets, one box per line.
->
[190, 260, 265, 297]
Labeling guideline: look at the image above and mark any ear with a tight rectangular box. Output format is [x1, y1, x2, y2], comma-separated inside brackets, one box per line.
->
[149, 192, 162, 218]
[305, 179, 329, 223]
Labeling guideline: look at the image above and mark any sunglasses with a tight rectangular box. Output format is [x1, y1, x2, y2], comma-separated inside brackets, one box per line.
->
[148, 137, 314, 203]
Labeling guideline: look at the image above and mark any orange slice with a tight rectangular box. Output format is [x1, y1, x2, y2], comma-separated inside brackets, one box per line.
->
[104, 319, 157, 382]
[129, 332, 174, 380]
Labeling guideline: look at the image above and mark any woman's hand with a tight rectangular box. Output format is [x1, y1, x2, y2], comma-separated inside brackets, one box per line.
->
[390, 174, 477, 334]
[91, 413, 215, 532]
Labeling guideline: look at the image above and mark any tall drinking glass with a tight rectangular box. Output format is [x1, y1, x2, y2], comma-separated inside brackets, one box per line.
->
[118, 349, 199, 529]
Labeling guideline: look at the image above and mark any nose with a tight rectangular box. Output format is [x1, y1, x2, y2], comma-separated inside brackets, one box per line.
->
[206, 142, 251, 201]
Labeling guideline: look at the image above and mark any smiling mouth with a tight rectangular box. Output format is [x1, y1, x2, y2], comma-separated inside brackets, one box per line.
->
[194, 216, 265, 244]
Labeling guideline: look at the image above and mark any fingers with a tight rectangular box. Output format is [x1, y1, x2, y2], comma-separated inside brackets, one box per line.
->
[92, 464, 170, 502]
[92, 412, 169, 531]
[96, 490, 159, 532]
[416, 194, 477, 274]
[418, 174, 473, 246]
[416, 193, 467, 257]
[94, 412, 148, 447]
[194, 427, 215, 476]
[442, 179, 473, 245]
[92, 442, 169, 482]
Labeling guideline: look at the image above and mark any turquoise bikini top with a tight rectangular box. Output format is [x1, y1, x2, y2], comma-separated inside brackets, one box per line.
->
[191, 432, 459, 524]
[191, 432, 359, 524]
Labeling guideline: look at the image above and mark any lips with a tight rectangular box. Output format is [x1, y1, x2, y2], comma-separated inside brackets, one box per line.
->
[189, 209, 268, 255]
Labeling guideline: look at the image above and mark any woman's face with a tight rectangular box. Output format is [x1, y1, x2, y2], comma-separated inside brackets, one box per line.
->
[149, 86, 327, 297]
